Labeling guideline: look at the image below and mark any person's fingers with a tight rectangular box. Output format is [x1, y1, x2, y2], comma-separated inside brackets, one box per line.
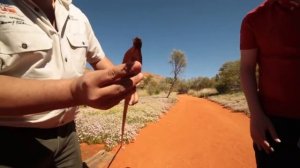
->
[268, 125, 281, 143]
[84, 61, 141, 88]
[101, 62, 142, 84]
[95, 73, 143, 104]
[128, 94, 135, 105]
[112, 73, 143, 91]
[97, 88, 136, 110]
[253, 137, 267, 152]
[262, 140, 274, 154]
[129, 72, 144, 86]
[128, 92, 139, 105]
[259, 123, 280, 154]
[252, 130, 273, 154]
[133, 93, 139, 105]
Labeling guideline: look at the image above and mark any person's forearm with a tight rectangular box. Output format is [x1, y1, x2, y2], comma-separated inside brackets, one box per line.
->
[240, 66, 264, 117]
[240, 49, 265, 117]
[0, 62, 143, 115]
[0, 75, 77, 115]
[91, 57, 114, 70]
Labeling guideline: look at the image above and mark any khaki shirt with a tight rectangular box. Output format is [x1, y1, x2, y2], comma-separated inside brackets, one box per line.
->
[0, 0, 106, 128]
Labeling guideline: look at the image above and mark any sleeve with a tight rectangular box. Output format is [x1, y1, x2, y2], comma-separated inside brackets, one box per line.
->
[72, 5, 106, 65]
[240, 16, 258, 50]
[84, 17, 107, 64]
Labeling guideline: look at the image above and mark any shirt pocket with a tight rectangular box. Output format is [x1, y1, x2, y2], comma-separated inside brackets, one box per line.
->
[0, 29, 52, 77]
[66, 33, 88, 75]
[0, 30, 52, 54]
[66, 33, 88, 49]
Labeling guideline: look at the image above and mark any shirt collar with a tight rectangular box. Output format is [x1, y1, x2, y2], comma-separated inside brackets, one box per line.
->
[59, 0, 72, 10]
[55, 0, 70, 34]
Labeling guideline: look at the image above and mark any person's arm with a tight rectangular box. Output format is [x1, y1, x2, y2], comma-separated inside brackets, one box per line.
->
[240, 49, 280, 154]
[0, 75, 75, 115]
[240, 49, 262, 122]
[90, 56, 114, 70]
[0, 62, 143, 116]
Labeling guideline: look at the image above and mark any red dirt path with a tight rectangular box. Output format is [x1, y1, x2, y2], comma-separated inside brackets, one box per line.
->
[83, 95, 256, 168]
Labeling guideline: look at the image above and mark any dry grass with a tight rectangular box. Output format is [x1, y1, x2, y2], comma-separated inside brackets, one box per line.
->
[208, 92, 250, 116]
[188, 88, 218, 98]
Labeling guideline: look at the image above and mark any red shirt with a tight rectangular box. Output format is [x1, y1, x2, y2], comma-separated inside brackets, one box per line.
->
[240, 0, 300, 118]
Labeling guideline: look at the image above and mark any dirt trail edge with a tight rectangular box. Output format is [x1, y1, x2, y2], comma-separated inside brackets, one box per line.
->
[97, 95, 256, 168]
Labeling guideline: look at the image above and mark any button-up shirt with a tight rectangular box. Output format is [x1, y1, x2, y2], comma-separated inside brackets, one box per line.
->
[0, 0, 106, 128]
[240, 0, 300, 118]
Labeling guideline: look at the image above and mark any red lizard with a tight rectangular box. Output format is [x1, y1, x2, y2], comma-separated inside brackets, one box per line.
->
[122, 37, 142, 64]
[121, 37, 142, 144]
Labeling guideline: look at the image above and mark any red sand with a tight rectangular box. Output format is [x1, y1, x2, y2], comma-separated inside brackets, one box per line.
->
[82, 95, 256, 168]
[80, 143, 105, 161]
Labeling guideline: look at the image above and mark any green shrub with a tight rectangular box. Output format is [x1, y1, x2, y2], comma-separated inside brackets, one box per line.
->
[177, 81, 189, 94]
[146, 80, 161, 95]
[215, 60, 241, 93]
[215, 83, 229, 94]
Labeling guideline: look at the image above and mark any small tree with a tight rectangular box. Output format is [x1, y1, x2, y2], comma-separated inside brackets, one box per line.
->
[166, 49, 187, 98]
[215, 60, 241, 93]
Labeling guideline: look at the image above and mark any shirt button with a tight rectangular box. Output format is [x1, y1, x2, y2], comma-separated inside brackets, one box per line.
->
[21, 43, 28, 49]
[82, 41, 85, 45]
[65, 57, 68, 62]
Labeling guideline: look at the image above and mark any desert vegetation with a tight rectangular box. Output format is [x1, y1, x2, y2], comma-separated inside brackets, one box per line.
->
[138, 59, 248, 115]
[208, 92, 249, 115]
[75, 91, 177, 150]
[165, 59, 249, 115]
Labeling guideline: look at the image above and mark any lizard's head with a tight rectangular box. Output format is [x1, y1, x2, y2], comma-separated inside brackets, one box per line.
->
[133, 37, 142, 49]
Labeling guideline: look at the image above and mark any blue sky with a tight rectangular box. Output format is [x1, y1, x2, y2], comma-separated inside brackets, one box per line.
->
[74, 0, 262, 78]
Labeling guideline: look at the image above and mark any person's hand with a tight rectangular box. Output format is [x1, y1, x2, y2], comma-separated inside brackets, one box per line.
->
[127, 92, 139, 105]
[250, 112, 281, 154]
[71, 61, 143, 110]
